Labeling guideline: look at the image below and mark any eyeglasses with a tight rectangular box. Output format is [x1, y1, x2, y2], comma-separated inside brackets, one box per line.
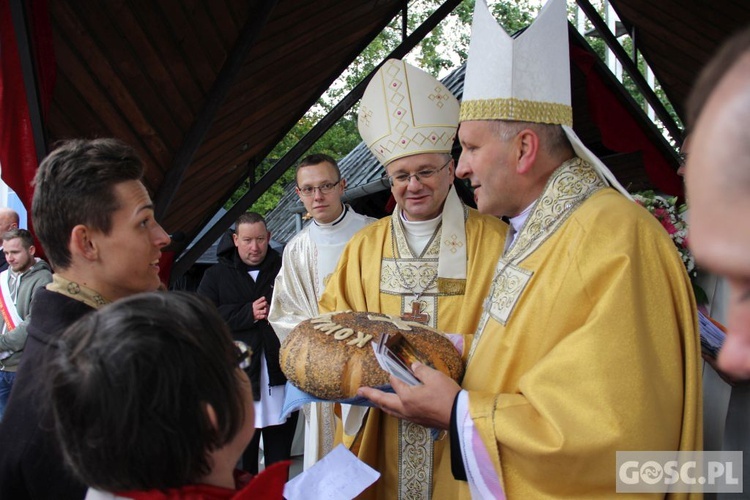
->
[234, 341, 252, 370]
[386, 158, 451, 187]
[297, 180, 341, 197]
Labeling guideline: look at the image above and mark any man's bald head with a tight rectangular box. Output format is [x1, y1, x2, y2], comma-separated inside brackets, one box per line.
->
[690, 53, 750, 194]
[0, 208, 19, 234]
[686, 31, 750, 379]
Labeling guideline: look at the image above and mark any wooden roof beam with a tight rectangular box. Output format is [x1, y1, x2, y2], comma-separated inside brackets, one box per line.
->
[154, 0, 278, 221]
[171, 0, 463, 283]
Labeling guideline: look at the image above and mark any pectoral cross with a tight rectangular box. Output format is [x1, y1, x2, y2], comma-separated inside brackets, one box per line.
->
[401, 300, 429, 324]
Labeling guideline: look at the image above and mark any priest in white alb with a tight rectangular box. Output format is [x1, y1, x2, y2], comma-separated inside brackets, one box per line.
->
[269, 153, 375, 469]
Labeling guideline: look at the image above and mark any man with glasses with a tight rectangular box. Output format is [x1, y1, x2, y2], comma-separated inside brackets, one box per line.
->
[318, 59, 507, 499]
[268, 153, 374, 470]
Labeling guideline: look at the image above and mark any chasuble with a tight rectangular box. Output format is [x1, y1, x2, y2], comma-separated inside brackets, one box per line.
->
[319, 204, 507, 500]
[435, 160, 702, 499]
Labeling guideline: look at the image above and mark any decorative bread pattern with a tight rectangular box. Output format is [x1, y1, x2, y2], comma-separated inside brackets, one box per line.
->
[280, 311, 464, 399]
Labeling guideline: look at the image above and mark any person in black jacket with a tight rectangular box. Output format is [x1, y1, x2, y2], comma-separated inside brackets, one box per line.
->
[0, 138, 171, 500]
[198, 212, 297, 475]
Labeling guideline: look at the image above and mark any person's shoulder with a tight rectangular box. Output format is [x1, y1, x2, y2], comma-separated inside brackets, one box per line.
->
[352, 215, 391, 236]
[265, 247, 282, 269]
[575, 188, 655, 225]
[568, 188, 671, 249]
[465, 207, 508, 233]
[352, 215, 390, 239]
[28, 259, 53, 278]
[348, 207, 378, 226]
[285, 225, 312, 248]
[198, 261, 232, 286]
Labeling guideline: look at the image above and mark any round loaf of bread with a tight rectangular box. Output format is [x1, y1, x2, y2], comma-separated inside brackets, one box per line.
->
[280, 310, 464, 400]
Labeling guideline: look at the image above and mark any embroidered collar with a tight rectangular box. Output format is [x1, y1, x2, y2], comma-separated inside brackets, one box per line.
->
[392, 186, 468, 293]
[504, 157, 606, 263]
[46, 274, 109, 309]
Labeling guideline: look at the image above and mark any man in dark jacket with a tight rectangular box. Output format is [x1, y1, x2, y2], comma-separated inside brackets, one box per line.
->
[198, 212, 297, 475]
[0, 138, 171, 500]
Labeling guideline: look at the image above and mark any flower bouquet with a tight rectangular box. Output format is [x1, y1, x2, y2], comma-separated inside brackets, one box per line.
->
[632, 190, 695, 278]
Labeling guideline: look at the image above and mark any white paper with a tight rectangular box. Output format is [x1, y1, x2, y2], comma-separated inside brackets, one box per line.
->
[283, 444, 380, 500]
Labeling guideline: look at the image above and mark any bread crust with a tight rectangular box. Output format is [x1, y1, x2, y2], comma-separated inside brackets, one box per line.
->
[280, 311, 464, 399]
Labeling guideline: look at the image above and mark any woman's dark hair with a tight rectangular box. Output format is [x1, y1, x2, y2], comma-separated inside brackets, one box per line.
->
[47, 291, 246, 491]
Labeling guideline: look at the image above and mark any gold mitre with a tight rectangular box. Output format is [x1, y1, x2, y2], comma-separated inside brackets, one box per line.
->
[358, 59, 459, 166]
[461, 0, 631, 197]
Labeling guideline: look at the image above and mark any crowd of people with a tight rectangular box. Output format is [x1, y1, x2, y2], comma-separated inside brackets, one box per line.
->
[0, 0, 748, 498]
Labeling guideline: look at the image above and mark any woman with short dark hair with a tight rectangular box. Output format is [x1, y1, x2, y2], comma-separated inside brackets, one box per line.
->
[47, 291, 288, 499]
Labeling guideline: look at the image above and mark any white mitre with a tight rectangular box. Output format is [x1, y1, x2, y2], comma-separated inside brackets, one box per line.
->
[358, 59, 459, 166]
[460, 0, 631, 197]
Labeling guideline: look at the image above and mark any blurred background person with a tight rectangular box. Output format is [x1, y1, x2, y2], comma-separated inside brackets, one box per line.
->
[47, 291, 288, 499]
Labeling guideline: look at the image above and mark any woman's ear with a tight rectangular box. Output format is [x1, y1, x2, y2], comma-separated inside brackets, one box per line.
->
[70, 225, 98, 261]
[205, 402, 219, 430]
[516, 129, 540, 175]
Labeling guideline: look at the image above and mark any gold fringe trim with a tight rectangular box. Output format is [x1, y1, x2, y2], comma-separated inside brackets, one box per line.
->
[437, 277, 466, 295]
[459, 98, 572, 126]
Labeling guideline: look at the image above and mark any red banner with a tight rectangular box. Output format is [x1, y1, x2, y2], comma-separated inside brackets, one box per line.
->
[0, 0, 56, 210]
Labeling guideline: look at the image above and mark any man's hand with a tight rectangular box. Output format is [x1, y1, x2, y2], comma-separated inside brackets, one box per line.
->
[357, 362, 460, 430]
[717, 334, 750, 383]
[253, 297, 269, 321]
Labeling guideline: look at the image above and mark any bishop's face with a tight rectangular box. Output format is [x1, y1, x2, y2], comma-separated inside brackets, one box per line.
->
[386, 153, 454, 222]
[457, 120, 523, 218]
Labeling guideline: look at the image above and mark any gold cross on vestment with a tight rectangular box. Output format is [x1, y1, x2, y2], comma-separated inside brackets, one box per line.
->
[401, 300, 429, 324]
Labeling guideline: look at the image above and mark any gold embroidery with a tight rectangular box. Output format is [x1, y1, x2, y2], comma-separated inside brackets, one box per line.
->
[459, 97, 573, 126]
[506, 158, 605, 263]
[485, 261, 533, 326]
[399, 420, 433, 499]
[437, 277, 466, 295]
[47, 274, 110, 310]
[443, 233, 463, 254]
[468, 159, 605, 362]
[381, 260, 439, 295]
